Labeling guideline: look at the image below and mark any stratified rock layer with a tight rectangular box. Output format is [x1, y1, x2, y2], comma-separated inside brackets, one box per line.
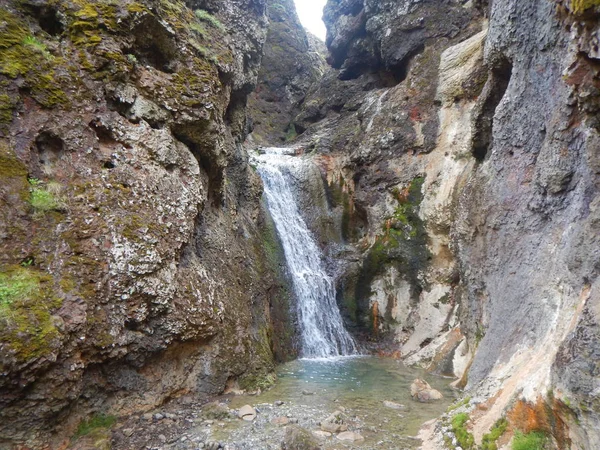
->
[0, 0, 296, 448]
[274, 0, 599, 447]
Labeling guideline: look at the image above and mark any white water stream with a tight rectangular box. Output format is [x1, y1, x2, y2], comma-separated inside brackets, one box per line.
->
[254, 148, 357, 358]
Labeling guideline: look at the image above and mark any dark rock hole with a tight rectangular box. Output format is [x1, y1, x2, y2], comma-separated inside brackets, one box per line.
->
[471, 57, 513, 162]
[35, 131, 65, 168]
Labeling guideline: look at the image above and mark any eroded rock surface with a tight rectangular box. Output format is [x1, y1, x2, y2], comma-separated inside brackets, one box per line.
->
[0, 0, 296, 448]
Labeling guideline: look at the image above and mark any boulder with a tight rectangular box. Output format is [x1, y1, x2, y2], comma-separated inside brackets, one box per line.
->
[238, 405, 257, 421]
[281, 426, 322, 450]
[410, 379, 443, 402]
[336, 431, 364, 443]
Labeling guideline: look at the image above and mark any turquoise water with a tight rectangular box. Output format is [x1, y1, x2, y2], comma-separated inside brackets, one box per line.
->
[225, 356, 458, 448]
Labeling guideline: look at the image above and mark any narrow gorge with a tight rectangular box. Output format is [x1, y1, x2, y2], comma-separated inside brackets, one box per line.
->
[0, 0, 598, 449]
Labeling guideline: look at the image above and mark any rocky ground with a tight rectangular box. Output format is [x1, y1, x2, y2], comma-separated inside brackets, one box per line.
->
[108, 393, 424, 450]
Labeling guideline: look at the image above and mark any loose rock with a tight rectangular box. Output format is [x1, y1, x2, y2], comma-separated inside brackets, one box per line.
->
[410, 379, 444, 402]
[238, 405, 257, 421]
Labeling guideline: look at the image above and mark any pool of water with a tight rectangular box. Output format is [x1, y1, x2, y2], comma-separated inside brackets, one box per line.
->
[218, 356, 458, 449]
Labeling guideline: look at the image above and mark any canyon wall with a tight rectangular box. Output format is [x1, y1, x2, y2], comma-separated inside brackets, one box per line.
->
[0, 0, 296, 448]
[257, 0, 599, 447]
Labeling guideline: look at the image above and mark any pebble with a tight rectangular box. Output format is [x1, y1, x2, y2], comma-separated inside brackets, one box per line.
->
[153, 413, 164, 421]
[158, 435, 167, 443]
[122, 428, 134, 437]
[142, 413, 153, 421]
[274, 400, 284, 406]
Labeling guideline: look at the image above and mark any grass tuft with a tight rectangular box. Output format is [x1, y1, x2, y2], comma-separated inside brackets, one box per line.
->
[194, 9, 224, 30]
[74, 414, 116, 438]
[512, 431, 547, 450]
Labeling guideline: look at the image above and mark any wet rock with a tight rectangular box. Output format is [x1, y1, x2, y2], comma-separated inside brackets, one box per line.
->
[238, 405, 257, 421]
[411, 379, 443, 403]
[274, 400, 285, 406]
[301, 390, 315, 396]
[336, 431, 364, 443]
[383, 400, 407, 410]
[320, 411, 348, 433]
[281, 426, 322, 450]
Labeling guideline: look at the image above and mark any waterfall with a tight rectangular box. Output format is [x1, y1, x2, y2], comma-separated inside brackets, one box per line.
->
[254, 148, 357, 358]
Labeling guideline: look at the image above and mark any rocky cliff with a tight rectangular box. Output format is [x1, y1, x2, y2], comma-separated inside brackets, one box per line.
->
[0, 0, 296, 448]
[1, 0, 599, 448]
[257, 0, 599, 448]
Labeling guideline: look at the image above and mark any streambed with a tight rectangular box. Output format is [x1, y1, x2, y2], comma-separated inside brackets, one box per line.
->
[211, 356, 457, 449]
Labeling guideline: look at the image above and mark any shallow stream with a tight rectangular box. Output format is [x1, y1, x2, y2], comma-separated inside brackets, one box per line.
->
[213, 356, 457, 449]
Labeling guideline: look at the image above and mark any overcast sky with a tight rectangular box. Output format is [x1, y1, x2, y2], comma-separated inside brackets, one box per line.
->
[294, 0, 328, 41]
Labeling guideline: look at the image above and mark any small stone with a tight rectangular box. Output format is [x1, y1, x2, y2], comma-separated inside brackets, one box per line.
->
[289, 418, 299, 424]
[153, 413, 164, 421]
[158, 434, 167, 443]
[312, 430, 332, 439]
[165, 413, 177, 420]
[142, 413, 153, 421]
[122, 428, 135, 437]
[238, 405, 257, 421]
[204, 419, 214, 425]
[206, 442, 220, 450]
[271, 416, 290, 425]
[301, 390, 315, 395]
[336, 431, 365, 443]
[383, 401, 407, 410]
[274, 400, 284, 406]
[181, 436, 188, 442]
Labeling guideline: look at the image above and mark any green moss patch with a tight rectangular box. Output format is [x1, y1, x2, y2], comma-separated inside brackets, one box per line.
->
[0, 10, 68, 108]
[194, 9, 225, 31]
[512, 431, 547, 450]
[451, 412, 475, 449]
[74, 413, 117, 438]
[571, 0, 600, 14]
[0, 265, 62, 362]
[481, 418, 509, 450]
[354, 176, 429, 329]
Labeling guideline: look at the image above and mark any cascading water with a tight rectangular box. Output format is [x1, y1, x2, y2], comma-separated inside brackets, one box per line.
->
[254, 148, 357, 358]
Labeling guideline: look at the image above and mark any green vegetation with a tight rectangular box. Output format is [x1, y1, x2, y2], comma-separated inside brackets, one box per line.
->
[447, 396, 471, 413]
[512, 431, 547, 450]
[0, 10, 67, 108]
[194, 9, 225, 30]
[481, 418, 509, 450]
[285, 123, 298, 142]
[571, 0, 600, 14]
[0, 265, 62, 362]
[190, 22, 207, 38]
[451, 413, 475, 450]
[0, 267, 40, 307]
[74, 414, 117, 438]
[355, 176, 429, 321]
[29, 179, 65, 213]
[22, 36, 52, 58]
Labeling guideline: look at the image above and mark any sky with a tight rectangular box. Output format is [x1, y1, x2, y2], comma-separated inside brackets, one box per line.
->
[294, 0, 328, 41]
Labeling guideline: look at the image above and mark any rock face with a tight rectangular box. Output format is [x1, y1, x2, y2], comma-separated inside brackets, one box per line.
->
[247, 0, 327, 145]
[253, 0, 599, 447]
[0, 0, 296, 448]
